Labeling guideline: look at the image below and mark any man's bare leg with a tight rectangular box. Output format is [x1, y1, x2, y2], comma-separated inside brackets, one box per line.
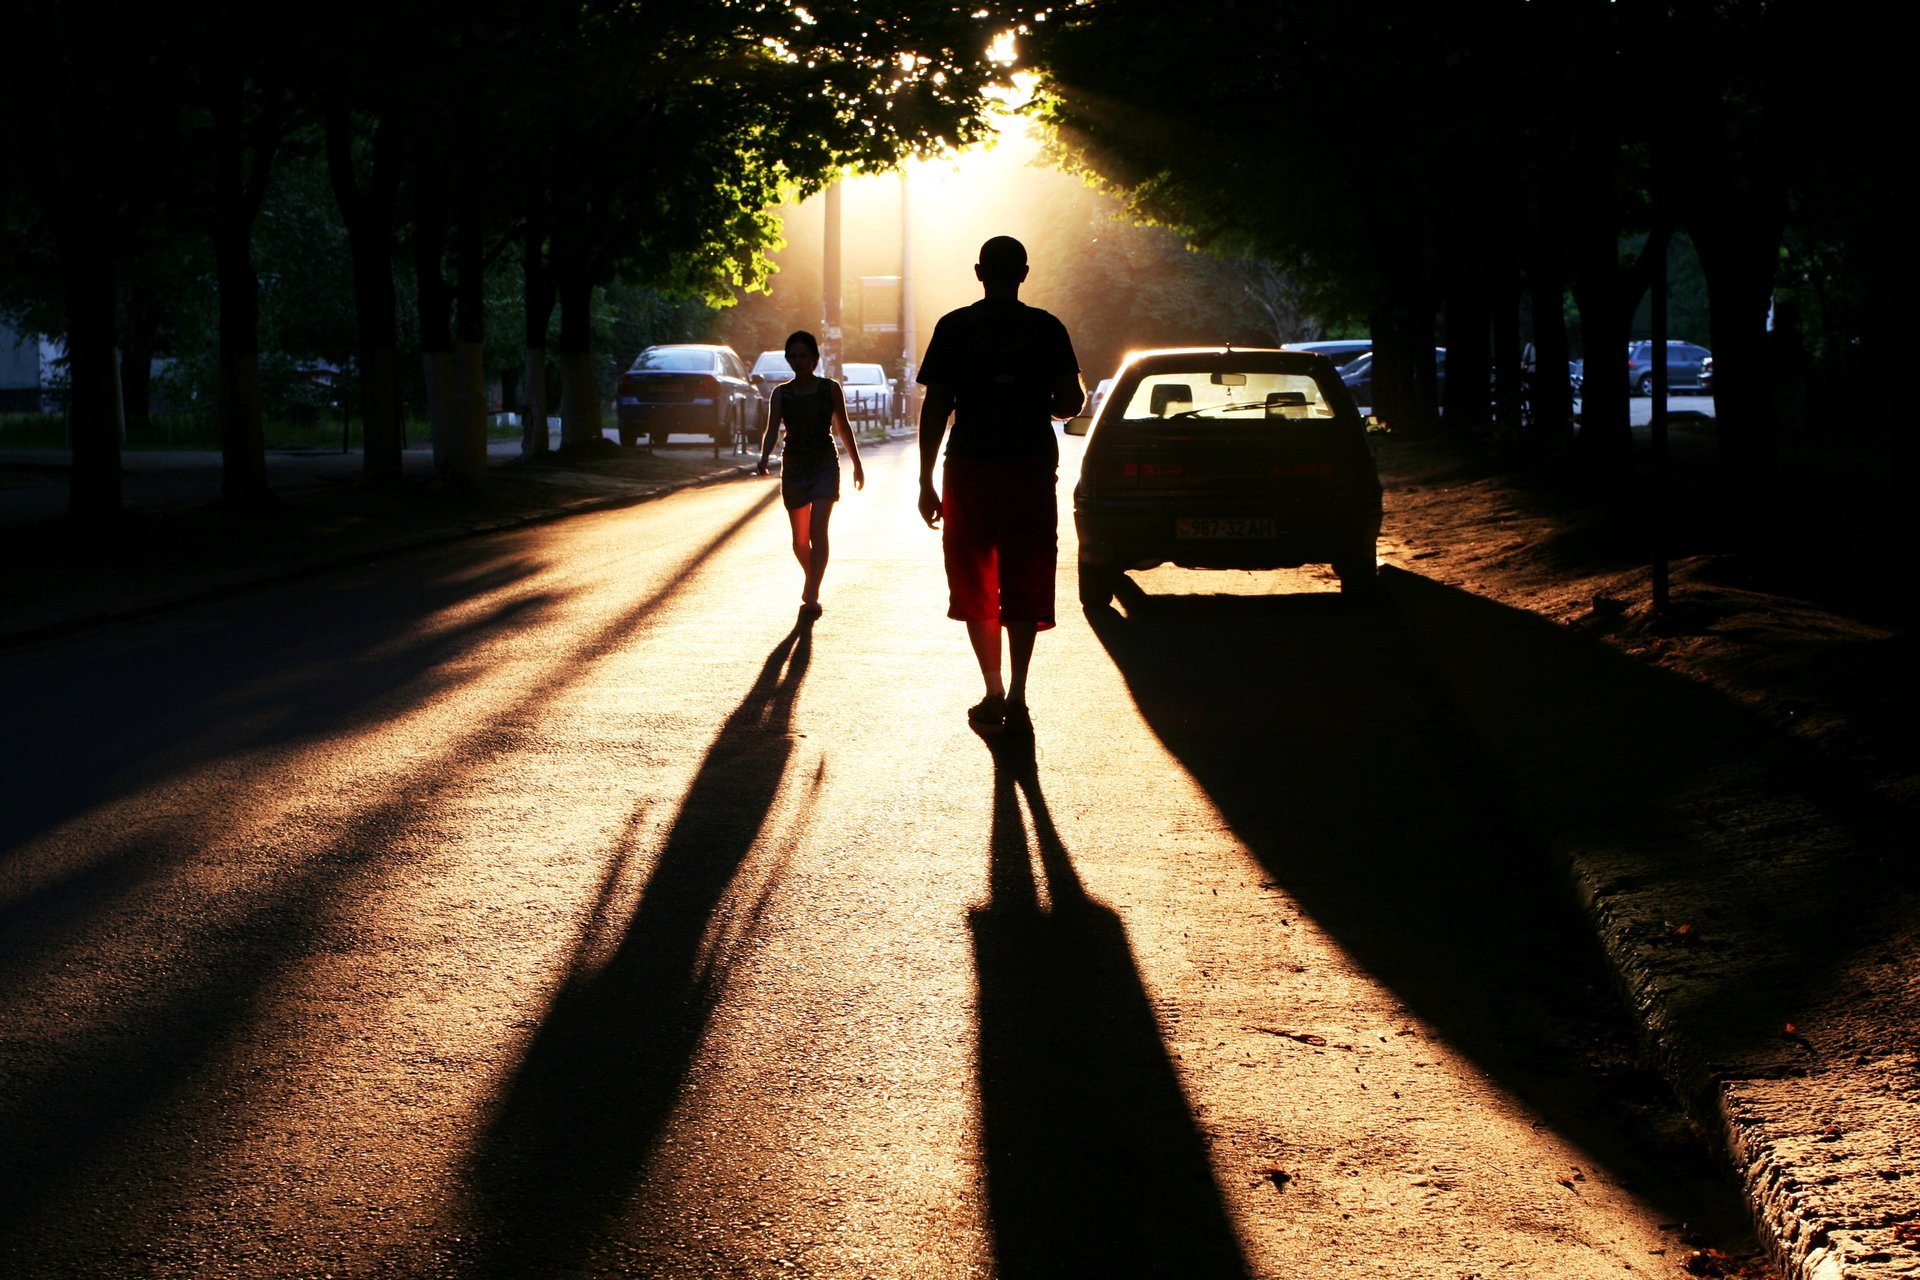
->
[1005, 621, 1036, 708]
[966, 619, 1005, 701]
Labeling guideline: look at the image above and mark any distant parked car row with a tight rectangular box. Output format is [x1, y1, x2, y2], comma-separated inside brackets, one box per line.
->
[615, 344, 756, 455]
[1625, 340, 1711, 395]
[750, 349, 898, 427]
[616, 343, 907, 455]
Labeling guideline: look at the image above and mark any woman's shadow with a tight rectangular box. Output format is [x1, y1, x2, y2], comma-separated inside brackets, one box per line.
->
[970, 738, 1251, 1279]
[460, 617, 814, 1277]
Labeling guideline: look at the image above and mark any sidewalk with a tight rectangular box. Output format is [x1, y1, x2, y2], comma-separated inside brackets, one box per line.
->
[2, 431, 1913, 1280]
[0, 432, 762, 645]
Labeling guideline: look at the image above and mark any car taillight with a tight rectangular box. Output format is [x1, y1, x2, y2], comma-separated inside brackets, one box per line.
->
[1121, 461, 1185, 478]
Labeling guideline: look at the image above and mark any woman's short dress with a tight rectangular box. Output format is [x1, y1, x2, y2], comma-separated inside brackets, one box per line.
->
[779, 381, 841, 510]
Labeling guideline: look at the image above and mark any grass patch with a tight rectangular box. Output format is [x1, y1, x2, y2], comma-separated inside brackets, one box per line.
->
[0, 414, 69, 449]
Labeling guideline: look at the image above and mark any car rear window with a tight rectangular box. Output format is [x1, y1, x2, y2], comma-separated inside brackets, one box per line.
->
[1115, 371, 1342, 422]
[632, 349, 717, 373]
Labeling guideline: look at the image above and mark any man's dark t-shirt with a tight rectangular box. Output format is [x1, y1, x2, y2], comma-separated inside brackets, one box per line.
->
[918, 298, 1079, 465]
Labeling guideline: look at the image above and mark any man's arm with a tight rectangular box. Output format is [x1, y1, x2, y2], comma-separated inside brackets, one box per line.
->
[1049, 373, 1086, 421]
[917, 383, 955, 528]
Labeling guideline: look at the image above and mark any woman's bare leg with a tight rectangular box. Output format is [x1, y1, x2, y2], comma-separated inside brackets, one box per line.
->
[802, 497, 834, 605]
[787, 503, 812, 579]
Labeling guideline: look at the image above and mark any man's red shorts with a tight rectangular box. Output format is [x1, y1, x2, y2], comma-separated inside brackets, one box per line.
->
[940, 455, 1057, 630]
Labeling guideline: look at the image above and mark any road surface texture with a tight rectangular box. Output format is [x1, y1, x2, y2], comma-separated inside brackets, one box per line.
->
[0, 439, 1781, 1279]
[11, 418, 1904, 1274]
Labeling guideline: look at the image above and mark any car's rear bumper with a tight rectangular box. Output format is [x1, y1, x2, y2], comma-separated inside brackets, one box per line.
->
[1075, 496, 1380, 570]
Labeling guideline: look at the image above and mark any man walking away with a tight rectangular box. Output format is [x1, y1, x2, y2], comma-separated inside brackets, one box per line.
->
[917, 235, 1086, 736]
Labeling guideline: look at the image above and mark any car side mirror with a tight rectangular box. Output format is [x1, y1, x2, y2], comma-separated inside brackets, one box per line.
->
[1064, 414, 1093, 437]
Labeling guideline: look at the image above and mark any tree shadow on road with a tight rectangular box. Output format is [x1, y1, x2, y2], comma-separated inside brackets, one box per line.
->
[971, 736, 1251, 1280]
[456, 616, 816, 1277]
[1084, 580, 1754, 1230]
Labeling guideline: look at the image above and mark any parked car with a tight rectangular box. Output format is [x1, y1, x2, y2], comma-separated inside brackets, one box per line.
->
[839, 361, 896, 427]
[616, 344, 757, 455]
[1067, 347, 1383, 606]
[749, 349, 793, 402]
[1339, 348, 1446, 407]
[1280, 339, 1372, 369]
[1698, 353, 1713, 396]
[1625, 340, 1712, 395]
[1085, 376, 1116, 419]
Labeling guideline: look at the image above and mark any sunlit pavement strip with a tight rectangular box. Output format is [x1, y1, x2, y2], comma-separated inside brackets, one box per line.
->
[1, 443, 1751, 1277]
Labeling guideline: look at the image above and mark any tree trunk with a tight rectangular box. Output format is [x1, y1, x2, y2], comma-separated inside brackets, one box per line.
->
[522, 349, 550, 457]
[412, 152, 454, 477]
[26, 23, 124, 524]
[119, 312, 155, 441]
[325, 107, 406, 487]
[520, 212, 555, 458]
[556, 268, 603, 449]
[1371, 297, 1434, 434]
[1568, 221, 1640, 484]
[1490, 275, 1522, 436]
[1693, 217, 1781, 544]
[1526, 268, 1573, 451]
[211, 74, 272, 510]
[1441, 285, 1491, 433]
[447, 192, 488, 494]
[62, 243, 124, 524]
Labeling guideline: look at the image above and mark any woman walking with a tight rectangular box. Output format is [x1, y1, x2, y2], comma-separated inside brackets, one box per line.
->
[756, 330, 865, 616]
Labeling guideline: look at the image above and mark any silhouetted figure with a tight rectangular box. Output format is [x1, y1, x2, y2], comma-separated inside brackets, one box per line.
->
[758, 329, 865, 616]
[917, 236, 1085, 735]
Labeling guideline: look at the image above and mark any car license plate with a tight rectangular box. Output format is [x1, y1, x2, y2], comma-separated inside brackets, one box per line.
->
[1176, 517, 1274, 539]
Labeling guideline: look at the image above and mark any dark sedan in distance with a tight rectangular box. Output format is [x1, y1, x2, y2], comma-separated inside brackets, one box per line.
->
[1067, 347, 1383, 606]
[615, 344, 758, 455]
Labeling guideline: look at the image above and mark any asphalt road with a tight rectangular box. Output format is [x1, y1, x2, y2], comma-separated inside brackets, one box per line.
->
[0, 441, 1756, 1278]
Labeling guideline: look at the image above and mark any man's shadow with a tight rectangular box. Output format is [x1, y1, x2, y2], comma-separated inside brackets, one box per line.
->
[970, 739, 1251, 1279]
[461, 617, 814, 1277]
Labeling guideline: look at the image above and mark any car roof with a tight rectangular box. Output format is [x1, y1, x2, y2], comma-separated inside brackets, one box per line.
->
[1114, 346, 1342, 373]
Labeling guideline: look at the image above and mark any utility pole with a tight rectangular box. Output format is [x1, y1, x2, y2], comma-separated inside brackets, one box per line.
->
[821, 180, 842, 378]
[898, 167, 913, 393]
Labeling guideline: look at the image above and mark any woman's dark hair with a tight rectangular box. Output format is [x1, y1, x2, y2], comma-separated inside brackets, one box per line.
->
[784, 330, 819, 358]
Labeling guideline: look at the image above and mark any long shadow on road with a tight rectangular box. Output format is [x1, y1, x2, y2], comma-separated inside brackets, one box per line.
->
[1085, 580, 1745, 1227]
[461, 618, 814, 1278]
[972, 737, 1251, 1280]
[0, 491, 780, 1268]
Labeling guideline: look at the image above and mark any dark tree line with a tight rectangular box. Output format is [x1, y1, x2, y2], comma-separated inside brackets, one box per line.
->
[1025, 0, 1892, 549]
[2, 0, 1029, 523]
